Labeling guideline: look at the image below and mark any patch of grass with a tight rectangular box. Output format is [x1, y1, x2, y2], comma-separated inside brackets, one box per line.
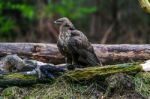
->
[1, 72, 150, 98]
[28, 77, 103, 99]
[134, 72, 150, 98]
[1, 77, 104, 99]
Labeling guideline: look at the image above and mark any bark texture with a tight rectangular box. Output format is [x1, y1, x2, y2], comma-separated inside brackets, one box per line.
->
[0, 43, 149, 64]
[64, 63, 142, 81]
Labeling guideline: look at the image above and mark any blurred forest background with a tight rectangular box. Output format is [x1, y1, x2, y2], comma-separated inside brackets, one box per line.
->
[0, 0, 150, 43]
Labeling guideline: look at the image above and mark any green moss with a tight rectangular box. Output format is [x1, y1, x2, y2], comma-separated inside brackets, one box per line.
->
[65, 63, 142, 81]
[0, 73, 53, 87]
[3, 73, 37, 80]
[1, 86, 29, 98]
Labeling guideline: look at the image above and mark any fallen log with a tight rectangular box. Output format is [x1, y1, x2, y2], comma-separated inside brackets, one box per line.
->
[65, 60, 150, 81]
[0, 73, 53, 87]
[64, 63, 142, 81]
[0, 43, 64, 64]
[0, 61, 149, 87]
[0, 43, 149, 64]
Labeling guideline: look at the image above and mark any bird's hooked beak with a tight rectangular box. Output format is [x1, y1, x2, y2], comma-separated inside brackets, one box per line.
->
[54, 19, 62, 24]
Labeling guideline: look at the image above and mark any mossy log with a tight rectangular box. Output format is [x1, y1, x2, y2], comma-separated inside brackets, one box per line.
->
[64, 63, 143, 81]
[0, 43, 149, 64]
[0, 73, 53, 87]
[0, 63, 145, 87]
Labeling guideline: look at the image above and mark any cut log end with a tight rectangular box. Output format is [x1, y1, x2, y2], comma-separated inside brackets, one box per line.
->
[140, 60, 150, 71]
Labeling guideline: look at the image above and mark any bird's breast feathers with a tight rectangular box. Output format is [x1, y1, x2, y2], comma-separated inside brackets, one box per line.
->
[58, 30, 72, 53]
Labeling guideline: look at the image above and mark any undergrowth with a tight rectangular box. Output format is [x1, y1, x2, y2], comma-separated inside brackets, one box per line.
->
[0, 72, 150, 99]
[1, 77, 104, 99]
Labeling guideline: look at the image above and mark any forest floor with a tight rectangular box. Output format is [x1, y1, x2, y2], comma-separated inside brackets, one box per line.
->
[0, 72, 150, 99]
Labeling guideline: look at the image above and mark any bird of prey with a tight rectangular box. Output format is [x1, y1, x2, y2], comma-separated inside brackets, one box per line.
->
[54, 17, 100, 68]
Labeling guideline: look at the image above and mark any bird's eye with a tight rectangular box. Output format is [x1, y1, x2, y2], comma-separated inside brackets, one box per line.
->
[54, 20, 63, 24]
[57, 20, 63, 22]
[64, 23, 69, 27]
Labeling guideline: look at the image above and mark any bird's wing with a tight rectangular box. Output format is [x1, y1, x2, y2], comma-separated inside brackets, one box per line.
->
[68, 30, 100, 66]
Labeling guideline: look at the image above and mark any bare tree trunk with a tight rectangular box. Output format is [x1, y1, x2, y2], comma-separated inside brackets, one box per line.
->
[89, 0, 101, 40]
[0, 43, 149, 64]
[100, 23, 115, 44]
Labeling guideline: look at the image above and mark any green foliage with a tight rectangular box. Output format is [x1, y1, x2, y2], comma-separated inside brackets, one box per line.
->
[11, 4, 34, 19]
[0, 0, 149, 43]
[52, 0, 97, 19]
[35, 0, 97, 20]
[0, 17, 15, 33]
[0, 1, 35, 41]
[0, 0, 96, 41]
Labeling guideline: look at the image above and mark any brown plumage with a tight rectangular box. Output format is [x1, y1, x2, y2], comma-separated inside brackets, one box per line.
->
[54, 17, 100, 67]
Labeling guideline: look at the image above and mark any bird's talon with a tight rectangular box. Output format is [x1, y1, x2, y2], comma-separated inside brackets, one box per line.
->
[67, 64, 76, 70]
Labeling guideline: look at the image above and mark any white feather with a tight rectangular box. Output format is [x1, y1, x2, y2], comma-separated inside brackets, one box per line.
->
[26, 70, 37, 75]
